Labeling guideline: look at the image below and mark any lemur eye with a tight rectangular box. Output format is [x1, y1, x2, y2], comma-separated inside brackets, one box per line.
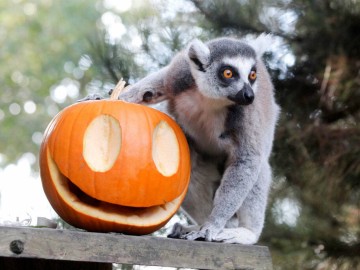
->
[249, 70, 257, 81]
[223, 69, 233, 79]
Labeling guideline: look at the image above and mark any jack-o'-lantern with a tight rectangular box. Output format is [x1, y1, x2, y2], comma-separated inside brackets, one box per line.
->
[39, 80, 191, 234]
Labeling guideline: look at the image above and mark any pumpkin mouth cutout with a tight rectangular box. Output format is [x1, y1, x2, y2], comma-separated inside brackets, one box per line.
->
[47, 147, 184, 227]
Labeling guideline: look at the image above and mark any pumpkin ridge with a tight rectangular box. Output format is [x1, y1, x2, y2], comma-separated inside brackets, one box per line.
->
[68, 103, 87, 184]
[52, 108, 73, 178]
[47, 114, 58, 160]
[90, 102, 104, 196]
[114, 105, 125, 205]
[141, 105, 156, 206]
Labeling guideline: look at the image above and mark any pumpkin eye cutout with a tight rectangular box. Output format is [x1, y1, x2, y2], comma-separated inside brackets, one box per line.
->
[83, 115, 122, 172]
[152, 121, 180, 177]
[223, 69, 233, 79]
[249, 70, 257, 81]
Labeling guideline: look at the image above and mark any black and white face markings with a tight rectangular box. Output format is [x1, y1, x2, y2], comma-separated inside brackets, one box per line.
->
[216, 56, 257, 105]
[198, 39, 259, 105]
[217, 59, 257, 87]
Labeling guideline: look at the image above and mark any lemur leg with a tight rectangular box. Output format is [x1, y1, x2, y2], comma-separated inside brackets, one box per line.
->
[212, 162, 272, 244]
[183, 149, 263, 242]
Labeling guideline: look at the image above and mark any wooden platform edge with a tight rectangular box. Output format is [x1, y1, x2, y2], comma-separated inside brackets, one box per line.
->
[0, 226, 273, 270]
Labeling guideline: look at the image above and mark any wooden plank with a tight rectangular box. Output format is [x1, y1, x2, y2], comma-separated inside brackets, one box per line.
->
[0, 226, 273, 270]
[0, 257, 112, 270]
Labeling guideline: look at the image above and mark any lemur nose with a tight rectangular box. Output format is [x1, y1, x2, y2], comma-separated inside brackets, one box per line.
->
[227, 84, 255, 105]
[244, 88, 254, 103]
[241, 83, 254, 105]
[237, 84, 254, 105]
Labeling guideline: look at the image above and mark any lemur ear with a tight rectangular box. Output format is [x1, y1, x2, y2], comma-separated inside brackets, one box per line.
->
[187, 39, 210, 72]
[246, 33, 273, 59]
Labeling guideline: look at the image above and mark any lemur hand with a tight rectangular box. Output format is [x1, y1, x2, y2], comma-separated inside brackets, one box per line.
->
[182, 222, 222, 242]
[77, 93, 104, 102]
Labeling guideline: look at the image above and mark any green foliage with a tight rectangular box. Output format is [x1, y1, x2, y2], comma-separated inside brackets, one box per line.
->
[0, 0, 101, 166]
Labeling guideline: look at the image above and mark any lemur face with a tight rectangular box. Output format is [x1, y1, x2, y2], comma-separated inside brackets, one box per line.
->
[188, 38, 259, 105]
[209, 55, 257, 105]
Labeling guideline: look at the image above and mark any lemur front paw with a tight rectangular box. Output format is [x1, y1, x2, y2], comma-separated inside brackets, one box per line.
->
[214, 227, 258, 244]
[77, 93, 104, 102]
[117, 83, 167, 104]
[182, 230, 207, 241]
[182, 224, 221, 242]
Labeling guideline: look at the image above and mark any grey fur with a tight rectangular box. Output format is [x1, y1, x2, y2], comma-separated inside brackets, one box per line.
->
[118, 36, 280, 244]
[207, 38, 256, 62]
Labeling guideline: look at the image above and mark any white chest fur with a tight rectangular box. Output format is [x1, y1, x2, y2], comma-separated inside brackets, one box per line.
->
[173, 90, 230, 156]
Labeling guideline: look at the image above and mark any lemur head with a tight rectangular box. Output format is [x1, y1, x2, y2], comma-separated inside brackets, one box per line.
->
[187, 35, 270, 105]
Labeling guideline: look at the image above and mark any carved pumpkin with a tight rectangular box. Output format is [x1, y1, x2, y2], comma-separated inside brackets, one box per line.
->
[39, 81, 191, 234]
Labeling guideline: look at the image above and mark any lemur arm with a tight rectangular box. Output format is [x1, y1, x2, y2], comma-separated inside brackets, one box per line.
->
[185, 134, 264, 241]
[119, 52, 194, 104]
[208, 158, 261, 238]
[118, 67, 170, 104]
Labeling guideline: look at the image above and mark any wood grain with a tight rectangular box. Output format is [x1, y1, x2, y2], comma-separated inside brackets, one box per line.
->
[0, 226, 272, 270]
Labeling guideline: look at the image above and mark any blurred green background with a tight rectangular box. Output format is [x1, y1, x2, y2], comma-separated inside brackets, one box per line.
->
[0, 0, 359, 269]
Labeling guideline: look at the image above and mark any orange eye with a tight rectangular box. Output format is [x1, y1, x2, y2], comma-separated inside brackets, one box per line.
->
[223, 69, 233, 79]
[249, 70, 257, 81]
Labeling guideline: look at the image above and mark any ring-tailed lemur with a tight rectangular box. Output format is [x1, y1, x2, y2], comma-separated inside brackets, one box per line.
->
[85, 35, 280, 244]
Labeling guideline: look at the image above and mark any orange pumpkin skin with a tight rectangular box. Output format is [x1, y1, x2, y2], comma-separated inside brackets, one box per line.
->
[39, 99, 191, 233]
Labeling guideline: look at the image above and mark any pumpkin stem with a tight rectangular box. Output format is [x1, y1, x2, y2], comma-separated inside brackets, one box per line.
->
[110, 79, 128, 100]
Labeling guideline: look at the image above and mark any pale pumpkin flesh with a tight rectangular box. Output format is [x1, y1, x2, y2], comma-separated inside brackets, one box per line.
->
[83, 114, 122, 172]
[152, 120, 180, 177]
